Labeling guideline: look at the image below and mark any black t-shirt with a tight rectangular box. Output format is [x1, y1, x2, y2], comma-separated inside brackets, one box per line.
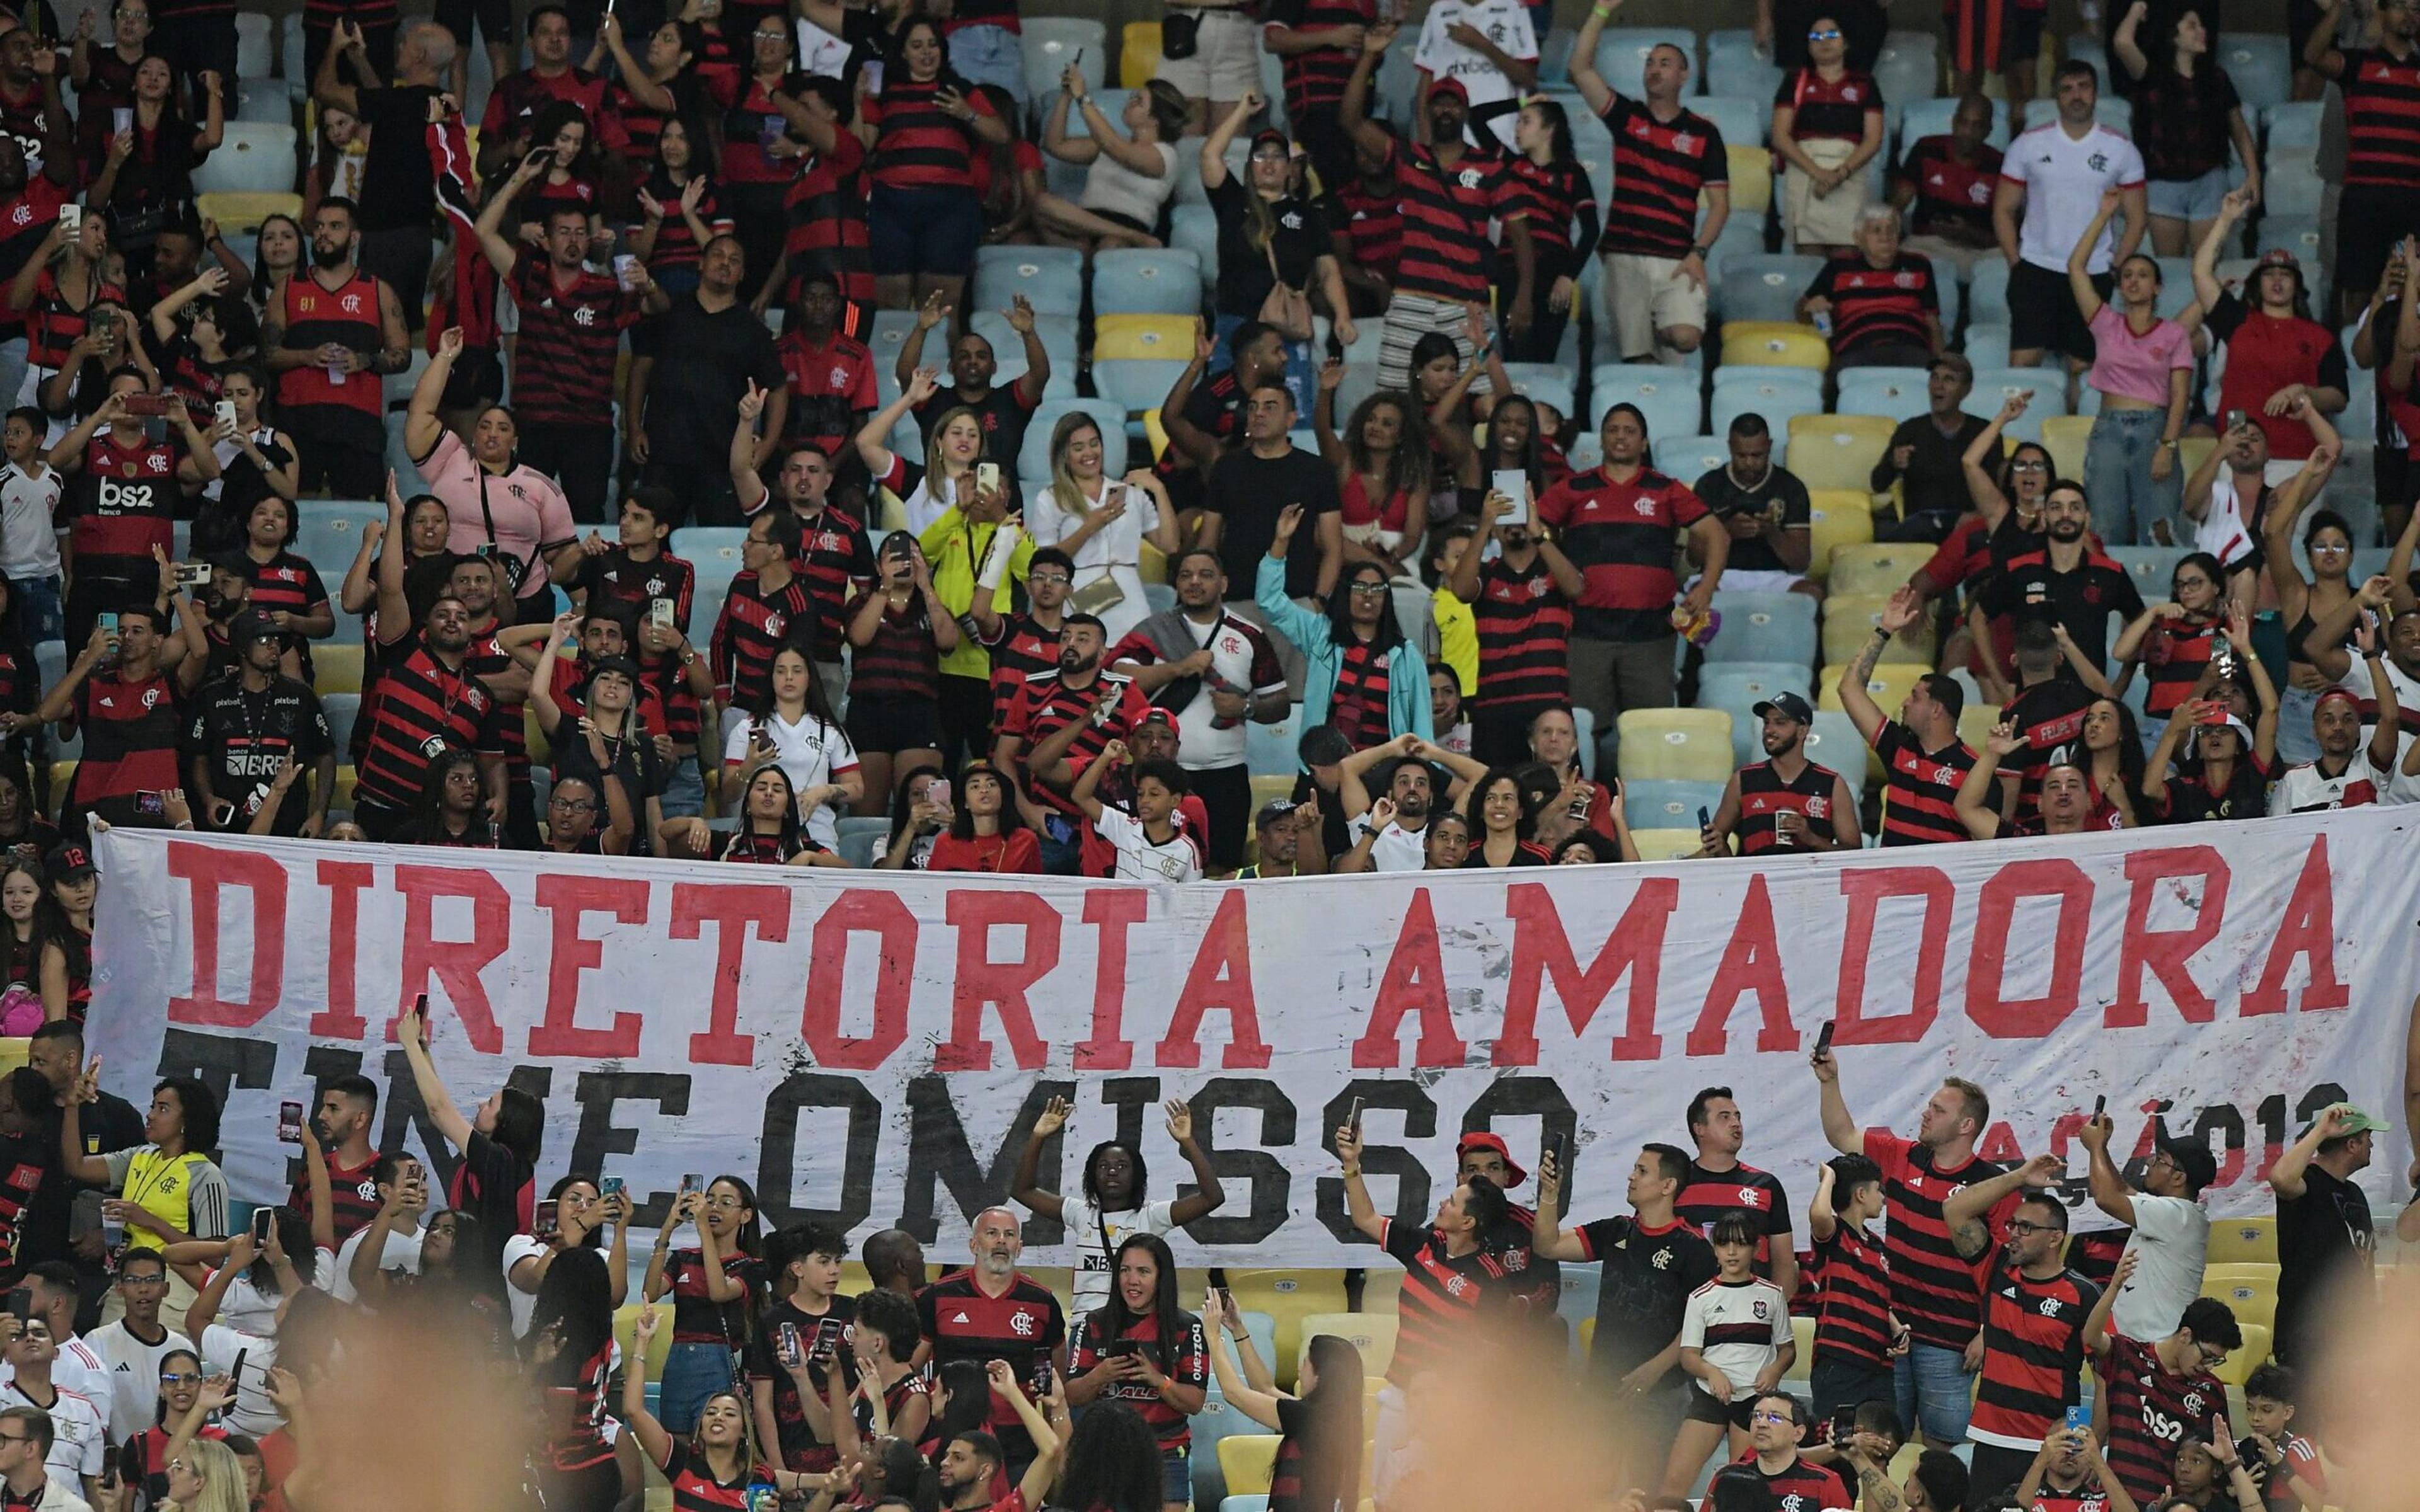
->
[1206, 445, 1341, 601]
[633, 295, 783, 467]
[1207, 176, 1331, 321]
[1691, 462, 1812, 575]
[551, 724, 667, 853]
[187, 676, 335, 837]
[1577, 1214, 1718, 1387]
[2274, 1161, 2371, 1364]
[744, 1293, 859, 1469]
[354, 85, 443, 232]
[912, 381, 1039, 472]
[449, 1127, 531, 1298]
[2160, 752, 2272, 823]
[1290, 770, 1351, 856]
[1979, 546, 2146, 675]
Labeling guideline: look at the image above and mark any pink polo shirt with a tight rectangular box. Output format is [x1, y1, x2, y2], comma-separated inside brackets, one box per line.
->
[2087, 304, 2195, 407]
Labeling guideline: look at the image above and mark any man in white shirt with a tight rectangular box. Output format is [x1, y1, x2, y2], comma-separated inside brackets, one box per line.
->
[2273, 651, 2402, 813]
[0, 1404, 89, 1512]
[1338, 732, 1486, 872]
[80, 1252, 193, 1443]
[8, 1268, 107, 1430]
[1412, 0, 1538, 149]
[1071, 740, 1203, 881]
[1991, 59, 2148, 371]
[2079, 1111, 2213, 1341]
[332, 1154, 427, 1305]
[0, 1322, 105, 1505]
[0, 407, 63, 642]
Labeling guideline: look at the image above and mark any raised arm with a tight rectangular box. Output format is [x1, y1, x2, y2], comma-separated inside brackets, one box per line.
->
[1337, 25, 1400, 159]
[1954, 723, 2019, 840]
[621, 1306, 677, 1469]
[1836, 587, 1918, 745]
[2269, 1103, 2356, 1200]
[1164, 1097, 1228, 1224]
[1009, 1096, 1072, 1220]
[395, 999, 475, 1154]
[1963, 392, 2029, 530]
[2077, 1111, 2136, 1228]
[406, 326, 467, 466]
[1199, 1289, 1286, 1429]
[1567, 0, 1622, 118]
[1332, 1121, 1386, 1243]
[2068, 192, 2122, 324]
[1942, 1154, 2061, 1259]
[2192, 188, 2252, 312]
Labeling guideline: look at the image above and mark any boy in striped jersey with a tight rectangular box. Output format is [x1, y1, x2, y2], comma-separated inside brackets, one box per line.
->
[1807, 1154, 1902, 1423]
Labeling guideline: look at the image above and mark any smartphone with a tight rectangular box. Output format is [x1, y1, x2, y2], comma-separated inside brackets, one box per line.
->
[4, 1289, 28, 1324]
[2064, 1404, 2091, 1434]
[2092, 1094, 2106, 1120]
[976, 461, 1002, 494]
[1346, 1095, 1363, 1131]
[415, 992, 430, 1046]
[121, 391, 171, 419]
[212, 399, 238, 432]
[746, 1486, 780, 1512]
[680, 1172, 703, 1195]
[1028, 1353, 1052, 1398]
[601, 1176, 625, 1201]
[56, 203, 78, 236]
[1814, 1019, 1836, 1055]
[1324, 328, 1344, 361]
[134, 790, 164, 818]
[928, 778, 951, 810]
[1697, 805, 1712, 830]
[1831, 1405, 1857, 1446]
[533, 1200, 560, 1241]
[1550, 1131, 1570, 1176]
[97, 611, 118, 637]
[251, 1207, 274, 1245]
[111, 106, 130, 137]
[1105, 1337, 1143, 1356]
[209, 798, 234, 828]
[2225, 408, 2248, 433]
[650, 597, 676, 630]
[1492, 469, 1531, 526]
[475, 542, 498, 560]
[276, 1100, 305, 1144]
[778, 1321, 804, 1368]
[176, 561, 212, 588]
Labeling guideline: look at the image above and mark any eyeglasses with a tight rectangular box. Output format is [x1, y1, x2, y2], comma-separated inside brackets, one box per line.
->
[1348, 581, 1391, 597]
[1026, 571, 1071, 587]
[700, 1194, 746, 1210]
[2311, 541, 2351, 553]
[549, 796, 597, 812]
[2010, 460, 2048, 472]
[1751, 1409, 1794, 1424]
[158, 1372, 199, 1385]
[2196, 1344, 2231, 1366]
[0, 1433, 30, 1447]
[2003, 1219, 2054, 1236]
[1808, 28, 1843, 38]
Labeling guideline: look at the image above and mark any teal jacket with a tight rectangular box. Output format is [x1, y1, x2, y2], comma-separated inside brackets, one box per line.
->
[1255, 554, 1433, 742]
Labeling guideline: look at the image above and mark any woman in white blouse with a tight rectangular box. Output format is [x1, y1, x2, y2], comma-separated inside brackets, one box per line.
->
[718, 645, 865, 852]
[1022, 411, 1178, 644]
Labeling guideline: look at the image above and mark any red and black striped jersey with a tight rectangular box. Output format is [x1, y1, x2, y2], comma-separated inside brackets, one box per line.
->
[276, 269, 386, 418]
[1811, 1220, 1893, 1368]
[745, 1293, 858, 1469]
[1068, 1310, 1210, 1451]
[2339, 47, 2420, 190]
[1862, 1129, 2013, 1350]
[715, 71, 804, 185]
[916, 1269, 1065, 1436]
[640, 173, 727, 278]
[580, 548, 696, 632]
[67, 668, 183, 806]
[720, 830, 814, 864]
[1598, 96, 1727, 258]
[1378, 1215, 1506, 1387]
[0, 180, 67, 345]
[1468, 554, 1570, 716]
[710, 570, 819, 709]
[1874, 721, 1976, 846]
[2031, 1483, 2119, 1512]
[1732, 1452, 1850, 1512]
[734, 507, 872, 658]
[1501, 156, 1596, 275]
[26, 268, 122, 373]
[655, 1440, 771, 1511]
[1000, 670, 1151, 815]
[1807, 252, 1937, 357]
[1329, 177, 1402, 282]
[1266, 0, 1378, 118]
[1969, 1259, 2099, 1450]
[1898, 135, 2003, 241]
[64, 434, 176, 573]
[1536, 466, 1708, 639]
[2000, 678, 2095, 818]
[776, 328, 879, 461]
[850, 597, 943, 702]
[2138, 612, 2220, 719]
[354, 634, 512, 810]
[0, 1141, 43, 1278]
[981, 610, 1063, 728]
[868, 77, 994, 192]
[1734, 759, 1844, 854]
[2100, 1331, 2227, 1504]
[481, 66, 629, 154]
[510, 255, 646, 427]
[1674, 1160, 1794, 1274]
[289, 1150, 381, 1246]
[464, 627, 530, 780]
[1777, 67, 1884, 142]
[782, 130, 875, 311]
[1393, 140, 1524, 303]
[541, 1339, 616, 1470]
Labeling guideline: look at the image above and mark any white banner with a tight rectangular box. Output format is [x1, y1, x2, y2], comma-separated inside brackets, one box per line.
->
[86, 813, 2412, 1264]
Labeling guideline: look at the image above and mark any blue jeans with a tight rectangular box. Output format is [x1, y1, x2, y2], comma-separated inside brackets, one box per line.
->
[657, 1341, 739, 1433]
[1894, 1342, 1976, 1446]
[660, 750, 706, 819]
[8, 575, 60, 644]
[1213, 312, 1315, 420]
[2084, 406, 2182, 547]
[948, 23, 1026, 107]
[2276, 682, 2323, 767]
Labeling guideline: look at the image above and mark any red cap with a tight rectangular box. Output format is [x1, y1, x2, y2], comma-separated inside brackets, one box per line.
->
[1138, 707, 1177, 729]
[1455, 1131, 1527, 1188]
[1428, 75, 1470, 104]
[2315, 685, 2362, 711]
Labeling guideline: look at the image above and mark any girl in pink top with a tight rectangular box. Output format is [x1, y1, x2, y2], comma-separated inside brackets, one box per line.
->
[2068, 189, 2206, 547]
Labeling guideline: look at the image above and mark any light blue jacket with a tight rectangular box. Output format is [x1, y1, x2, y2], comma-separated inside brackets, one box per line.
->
[1255, 554, 1433, 742]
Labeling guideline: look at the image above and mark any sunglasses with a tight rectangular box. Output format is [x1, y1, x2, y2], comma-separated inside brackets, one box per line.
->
[1808, 28, 1843, 38]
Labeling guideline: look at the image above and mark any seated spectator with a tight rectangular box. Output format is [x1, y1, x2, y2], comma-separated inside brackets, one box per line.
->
[1773, 21, 1884, 255]
[1696, 692, 1861, 855]
[1038, 74, 1184, 257]
[1235, 796, 1319, 877]
[926, 760, 1044, 873]
[1889, 93, 2003, 278]
[1330, 736, 1466, 872]
[1956, 730, 2097, 838]
[1802, 205, 1940, 369]
[2238, 1365, 2328, 1512]
[2114, 553, 2228, 733]
[391, 748, 501, 847]
[2017, 1426, 2135, 1512]
[1691, 414, 1817, 597]
[624, 1307, 829, 1504]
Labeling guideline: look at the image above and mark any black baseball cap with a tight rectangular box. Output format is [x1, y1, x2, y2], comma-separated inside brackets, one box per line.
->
[45, 842, 93, 881]
[231, 609, 281, 644]
[1753, 691, 1815, 725]
[2152, 1123, 2218, 1196]
[1253, 799, 1298, 832]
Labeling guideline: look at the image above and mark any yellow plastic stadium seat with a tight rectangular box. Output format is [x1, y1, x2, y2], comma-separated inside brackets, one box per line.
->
[1143, 407, 1170, 462]
[0, 1040, 26, 1076]
[1786, 414, 1897, 493]
[1121, 21, 1163, 85]
[2203, 1274, 2276, 1332]
[1249, 773, 1296, 816]
[2206, 1218, 2278, 1266]
[613, 1303, 676, 1382]
[2204, 1262, 2280, 1286]
[1615, 709, 1735, 782]
[1579, 1315, 1597, 1353]
[331, 765, 357, 813]
[1093, 314, 1200, 360]
[2041, 415, 2095, 483]
[1785, 1315, 1814, 1382]
[1631, 828, 1703, 861]
[1139, 538, 1168, 585]
[314, 643, 364, 696]
[1298, 1312, 1397, 1380]
[1829, 542, 1938, 599]
[1722, 144, 1773, 214]
[1225, 1269, 1348, 1385]
[2213, 1323, 2270, 1386]
[1219, 1436, 1281, 1497]
[2178, 435, 2216, 483]
[195, 191, 302, 234]
[1821, 593, 1937, 665]
[1806, 489, 1874, 578]
[45, 762, 72, 814]
[1720, 321, 1829, 370]
[1956, 706, 2000, 753]
[1358, 1270, 1400, 1313]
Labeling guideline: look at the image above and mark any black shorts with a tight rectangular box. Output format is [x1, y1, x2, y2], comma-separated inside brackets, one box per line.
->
[2335, 187, 2420, 304]
[846, 694, 942, 756]
[2008, 259, 2108, 364]
[434, 0, 513, 50]
[1683, 1389, 1756, 1429]
[1188, 760, 1252, 872]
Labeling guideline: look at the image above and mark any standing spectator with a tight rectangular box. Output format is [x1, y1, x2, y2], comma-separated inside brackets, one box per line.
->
[1199, 338, 1342, 601]
[1806, 1154, 1901, 1423]
[1340, 33, 1535, 394]
[866, 20, 1007, 316]
[1873, 357, 1994, 540]
[1068, 738, 1204, 882]
[857, 370, 1002, 536]
[1265, 0, 1375, 195]
[995, 616, 1152, 872]
[1499, 99, 1598, 364]
[2070, 192, 2198, 544]
[2077, 1110, 2215, 1347]
[1666, 1217, 1794, 1496]
[895, 293, 1049, 469]
[1148, 0, 1260, 140]
[1889, 94, 2004, 278]
[774, 272, 877, 467]
[709, 16, 809, 308]
[1813, 1046, 2013, 1455]
[621, 1309, 829, 1505]
[745, 1225, 855, 1479]
[1945, 0, 2045, 104]
[1202, 101, 1352, 416]
[1981, 481, 2146, 677]
[312, 20, 455, 335]
[0, 408, 60, 643]
[1802, 206, 1942, 368]
[79, 60, 221, 286]
[2112, 1, 2258, 256]
[1410, 0, 1537, 151]
[2091, 1288, 2241, 1506]
[1691, 414, 1815, 595]
[406, 330, 582, 616]
[37, 611, 191, 833]
[2305, 0, 2420, 320]
[1838, 588, 1976, 845]
[1258, 504, 1430, 747]
[265, 198, 410, 500]
[707, 509, 817, 742]
[185, 610, 334, 837]
[477, 8, 628, 177]
[1199, 1290, 1363, 1512]
[0, 139, 72, 425]
[1327, 137, 1403, 320]
[1063, 1234, 1208, 1512]
[56, 1071, 225, 1315]
[631, 119, 722, 301]
[1695, 691, 1862, 854]
[0, 30, 70, 188]
[1443, 485, 1579, 766]
[1537, 404, 1726, 755]
[630, 236, 785, 528]
[84, 1249, 194, 1437]
[843, 537, 951, 814]
[1107, 549, 1291, 871]
[1674, 1088, 1799, 1298]
[2238, 1366, 2329, 1512]
[1024, 413, 1180, 646]
[1994, 62, 2149, 372]
[47, 382, 198, 656]
[2112, 553, 2229, 731]
[470, 156, 666, 524]
[1773, 21, 1886, 255]
[2262, 451, 2361, 765]
[2192, 193, 2348, 469]
[917, 1210, 1068, 1474]
[73, 0, 156, 115]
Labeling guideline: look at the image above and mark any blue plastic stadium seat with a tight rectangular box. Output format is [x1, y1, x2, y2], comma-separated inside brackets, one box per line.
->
[1092, 249, 1205, 318]
[1704, 30, 1782, 99]
[1709, 380, 1822, 454]
[296, 499, 383, 573]
[1835, 367, 1932, 423]
[1719, 253, 1825, 324]
[1703, 592, 1818, 665]
[321, 694, 360, 758]
[1245, 703, 1301, 778]
[965, 311, 1078, 399]
[1962, 322, 2011, 370]
[1169, 205, 1219, 295]
[1693, 94, 1768, 151]
[1967, 258, 2012, 325]
[1872, 31, 1937, 107]
[1623, 778, 1727, 830]
[1094, 358, 1192, 418]
[1022, 18, 1107, 105]
[1590, 364, 1702, 437]
[2220, 33, 2292, 109]
[972, 246, 1085, 319]
[1658, 434, 1732, 487]
[1896, 96, 2010, 155]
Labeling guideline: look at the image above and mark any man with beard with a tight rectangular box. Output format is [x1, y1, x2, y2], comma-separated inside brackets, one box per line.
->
[354, 484, 511, 840]
[972, 545, 1073, 733]
[0, 139, 71, 419]
[263, 198, 410, 499]
[186, 609, 335, 837]
[1199, 375, 1342, 607]
[708, 510, 817, 744]
[729, 421, 866, 715]
[1691, 414, 1815, 597]
[895, 291, 1050, 466]
[1335, 733, 1483, 872]
[1340, 35, 1534, 392]
[35, 605, 186, 832]
[442, 553, 539, 847]
[1695, 691, 1860, 856]
[1445, 1131, 1559, 1317]
[1109, 548, 1289, 870]
[936, 1383, 1062, 1512]
[917, 1208, 1066, 1479]
[1981, 481, 2143, 679]
[2270, 641, 2401, 813]
[995, 614, 1151, 874]
[630, 236, 784, 528]
[1840, 587, 1976, 846]
[1675, 1090, 1797, 1300]
[286, 1075, 380, 1249]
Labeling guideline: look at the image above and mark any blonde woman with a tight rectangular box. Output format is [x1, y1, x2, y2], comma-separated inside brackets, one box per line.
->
[1038, 71, 1187, 256]
[855, 367, 1003, 535]
[158, 1436, 250, 1512]
[1022, 411, 1178, 643]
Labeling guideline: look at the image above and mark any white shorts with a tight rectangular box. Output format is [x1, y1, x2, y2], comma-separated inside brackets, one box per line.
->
[1155, 8, 1260, 100]
[1605, 252, 1710, 360]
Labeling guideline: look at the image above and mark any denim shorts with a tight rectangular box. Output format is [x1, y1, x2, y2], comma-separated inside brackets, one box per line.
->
[2147, 164, 2233, 222]
[869, 185, 986, 279]
[1159, 1447, 1190, 1506]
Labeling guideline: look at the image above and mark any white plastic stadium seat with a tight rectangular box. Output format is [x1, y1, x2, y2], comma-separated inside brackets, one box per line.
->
[190, 123, 297, 197]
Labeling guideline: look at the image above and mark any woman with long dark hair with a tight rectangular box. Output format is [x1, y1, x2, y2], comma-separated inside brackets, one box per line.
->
[391, 749, 495, 848]
[725, 642, 863, 842]
[875, 767, 948, 871]
[246, 213, 300, 324]
[1056, 1404, 1171, 1512]
[1012, 1099, 1226, 1318]
[526, 1247, 621, 1512]
[397, 997, 541, 1300]
[119, 1347, 229, 1506]
[926, 760, 1040, 873]
[865, 18, 1008, 313]
[1461, 767, 1548, 867]
[2114, 551, 2228, 736]
[698, 764, 846, 866]
[1256, 503, 1431, 750]
[1200, 101, 1353, 412]
[1066, 1234, 1207, 1512]
[844, 536, 954, 813]
[1313, 370, 1432, 591]
[509, 100, 604, 235]
[181, 365, 297, 561]
[507, 1174, 631, 1340]
[2112, 2, 2256, 256]
[2079, 696, 2148, 827]
[923, 1358, 991, 1467]
[81, 55, 223, 282]
[60, 1070, 225, 1319]
[1201, 1290, 1363, 1512]
[625, 1309, 837, 1505]
[1499, 98, 1599, 364]
[718, 14, 812, 304]
[0, 858, 68, 1022]
[643, 1174, 768, 1434]
[630, 115, 720, 299]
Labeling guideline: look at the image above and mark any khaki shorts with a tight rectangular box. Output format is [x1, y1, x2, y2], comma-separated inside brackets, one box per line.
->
[1605, 252, 1710, 360]
[1783, 137, 1869, 247]
[1155, 8, 1260, 100]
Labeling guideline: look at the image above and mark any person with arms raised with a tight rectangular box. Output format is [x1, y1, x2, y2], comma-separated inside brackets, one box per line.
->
[2020, 1425, 2138, 1512]
[2266, 1103, 2378, 1368]
[2088, 1267, 2240, 1507]
[1200, 1287, 1361, 1512]
[626, 1306, 836, 1507]
[1012, 1097, 1226, 1318]
[1838, 587, 1975, 845]
[393, 997, 537, 1302]
[2077, 1109, 2215, 1341]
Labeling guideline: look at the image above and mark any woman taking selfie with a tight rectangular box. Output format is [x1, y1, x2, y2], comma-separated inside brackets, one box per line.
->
[925, 760, 1041, 873]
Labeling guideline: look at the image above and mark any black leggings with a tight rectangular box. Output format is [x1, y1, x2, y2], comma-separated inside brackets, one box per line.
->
[538, 1457, 621, 1512]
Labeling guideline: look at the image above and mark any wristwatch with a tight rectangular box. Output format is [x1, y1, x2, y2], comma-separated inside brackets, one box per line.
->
[1688, 244, 1711, 260]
